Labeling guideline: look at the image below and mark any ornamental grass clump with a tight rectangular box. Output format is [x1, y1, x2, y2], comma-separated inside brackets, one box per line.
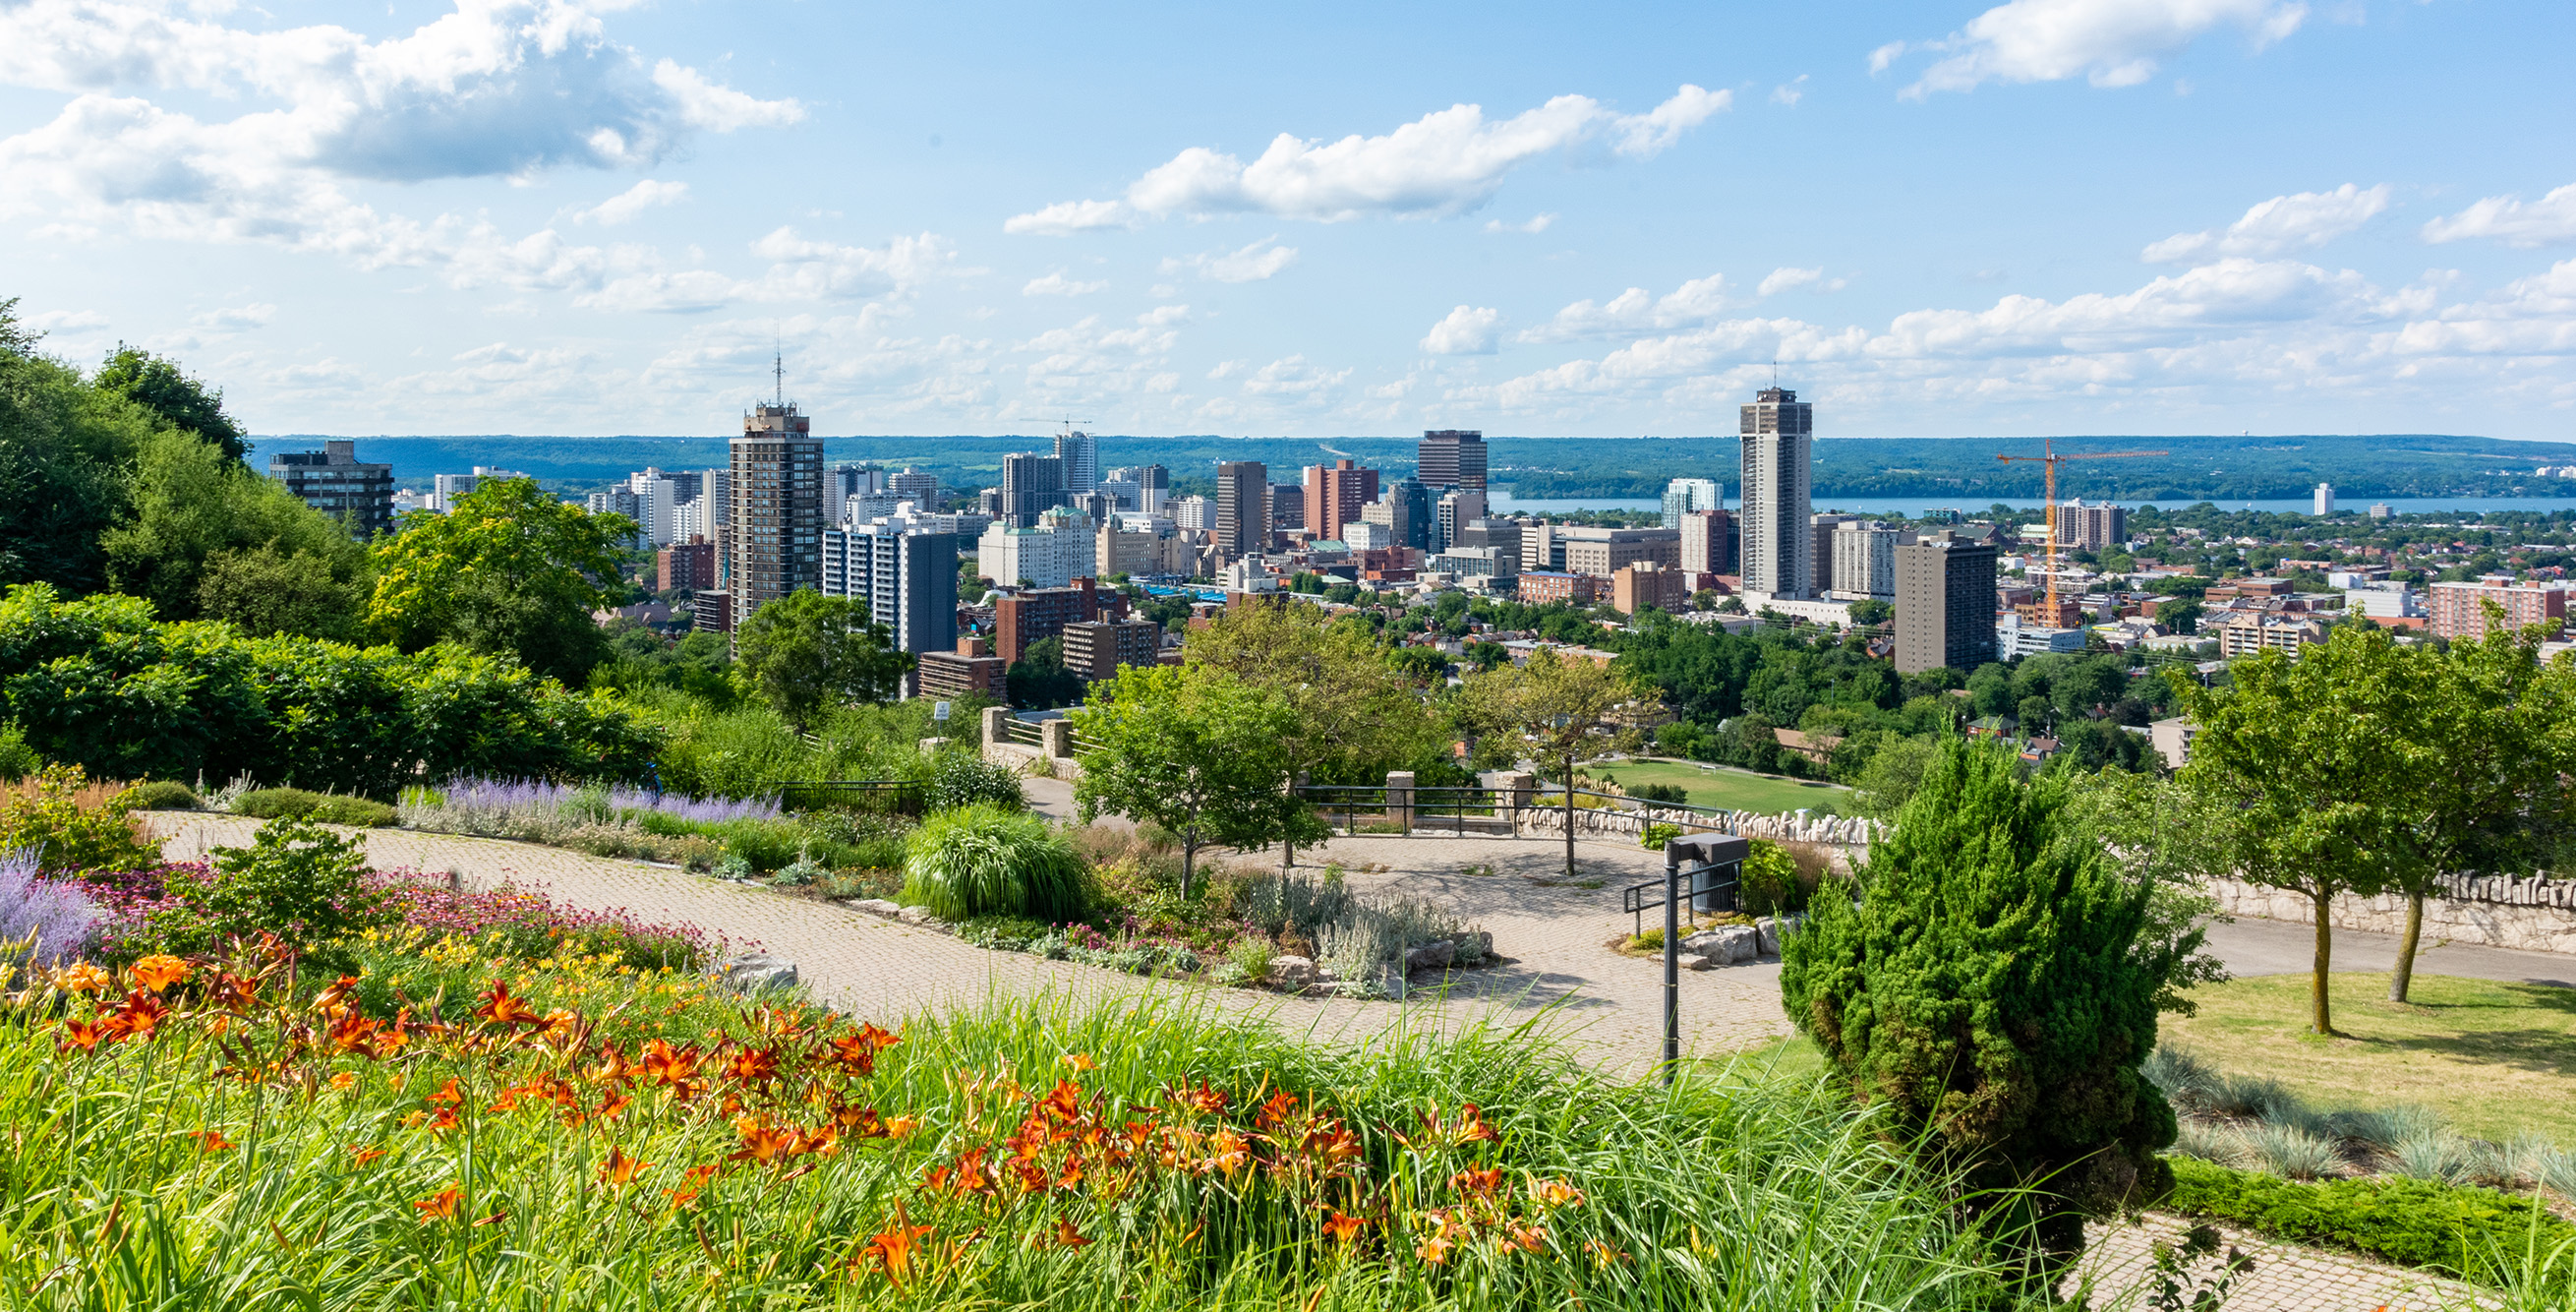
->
[899, 804, 1085, 923]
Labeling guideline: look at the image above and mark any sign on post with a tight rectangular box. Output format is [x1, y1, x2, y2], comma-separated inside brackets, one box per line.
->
[933, 701, 952, 722]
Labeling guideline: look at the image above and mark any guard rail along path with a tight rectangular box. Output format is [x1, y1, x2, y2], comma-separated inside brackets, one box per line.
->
[1295, 776, 1883, 850]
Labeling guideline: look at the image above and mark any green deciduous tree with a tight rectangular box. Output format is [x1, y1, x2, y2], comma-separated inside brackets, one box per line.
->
[93, 345, 249, 464]
[732, 588, 910, 732]
[100, 428, 372, 634]
[0, 304, 149, 594]
[367, 477, 629, 684]
[1456, 651, 1653, 877]
[1071, 663, 1297, 897]
[2167, 624, 2419, 1035]
[1781, 739, 2181, 1283]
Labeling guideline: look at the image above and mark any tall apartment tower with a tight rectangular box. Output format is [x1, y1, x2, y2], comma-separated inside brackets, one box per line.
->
[1662, 477, 1723, 526]
[729, 403, 825, 622]
[2313, 483, 2334, 516]
[1417, 430, 1487, 492]
[1110, 463, 1170, 513]
[1000, 452, 1066, 527]
[887, 467, 940, 506]
[1302, 459, 1377, 543]
[1894, 533, 1999, 675]
[1678, 508, 1736, 575]
[268, 440, 395, 538]
[1738, 388, 1815, 598]
[1214, 461, 1269, 562]
[820, 526, 960, 655]
[1053, 430, 1100, 496]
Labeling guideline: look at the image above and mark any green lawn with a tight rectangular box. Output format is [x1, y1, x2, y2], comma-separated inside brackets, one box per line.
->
[2160, 972, 2576, 1145]
[1725, 972, 2576, 1146]
[1590, 757, 1852, 815]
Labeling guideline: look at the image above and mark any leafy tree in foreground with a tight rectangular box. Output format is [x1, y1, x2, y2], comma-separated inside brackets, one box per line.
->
[2167, 624, 2417, 1034]
[0, 304, 147, 594]
[94, 344, 249, 464]
[1071, 663, 1296, 897]
[102, 427, 371, 633]
[1456, 651, 1651, 877]
[367, 477, 629, 684]
[731, 589, 910, 732]
[1781, 739, 2179, 1284]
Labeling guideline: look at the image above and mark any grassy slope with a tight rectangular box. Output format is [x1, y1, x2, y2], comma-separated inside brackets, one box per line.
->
[2159, 973, 2576, 1144]
[1595, 759, 1851, 816]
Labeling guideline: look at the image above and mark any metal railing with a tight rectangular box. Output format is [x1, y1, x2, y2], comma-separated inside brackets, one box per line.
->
[1001, 718, 1044, 747]
[1621, 865, 1740, 939]
[775, 780, 926, 817]
[1293, 782, 1749, 837]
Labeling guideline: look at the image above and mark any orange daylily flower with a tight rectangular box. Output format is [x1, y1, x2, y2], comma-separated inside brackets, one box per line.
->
[727, 1045, 780, 1084]
[347, 1146, 387, 1168]
[729, 1119, 796, 1165]
[57, 961, 110, 993]
[858, 1211, 937, 1285]
[130, 955, 192, 992]
[101, 991, 168, 1041]
[56, 1020, 105, 1053]
[1450, 1167, 1503, 1196]
[1060, 1051, 1096, 1072]
[1416, 1234, 1453, 1265]
[1507, 1223, 1548, 1253]
[194, 1130, 235, 1153]
[1039, 1079, 1083, 1123]
[1257, 1091, 1299, 1126]
[1532, 1178, 1585, 1208]
[665, 1185, 702, 1211]
[884, 1115, 920, 1139]
[1321, 1211, 1368, 1243]
[599, 1146, 652, 1186]
[1454, 1103, 1496, 1145]
[414, 1188, 462, 1223]
[425, 1077, 464, 1108]
[1051, 1219, 1092, 1248]
[473, 981, 540, 1028]
[1582, 1238, 1630, 1268]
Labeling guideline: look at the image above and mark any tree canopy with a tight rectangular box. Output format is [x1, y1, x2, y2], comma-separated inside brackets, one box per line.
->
[93, 344, 249, 464]
[732, 589, 910, 732]
[1071, 663, 1299, 896]
[366, 477, 630, 684]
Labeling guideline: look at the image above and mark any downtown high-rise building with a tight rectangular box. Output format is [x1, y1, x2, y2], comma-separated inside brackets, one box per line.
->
[1303, 459, 1378, 543]
[1738, 387, 1814, 598]
[1215, 461, 1269, 562]
[1417, 430, 1487, 492]
[1053, 430, 1100, 496]
[729, 402, 825, 621]
[1000, 452, 1066, 527]
[1661, 477, 1723, 526]
[820, 525, 960, 655]
[1895, 532, 1999, 675]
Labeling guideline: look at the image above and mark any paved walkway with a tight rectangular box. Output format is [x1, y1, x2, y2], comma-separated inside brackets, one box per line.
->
[2202, 913, 2576, 987]
[2073, 1212, 2488, 1312]
[145, 810, 2507, 1309]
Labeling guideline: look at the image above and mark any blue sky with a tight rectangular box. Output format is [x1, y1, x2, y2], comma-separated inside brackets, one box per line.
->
[3, 0, 2572, 440]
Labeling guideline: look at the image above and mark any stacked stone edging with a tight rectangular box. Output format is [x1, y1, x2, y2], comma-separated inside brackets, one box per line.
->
[2207, 876, 2576, 956]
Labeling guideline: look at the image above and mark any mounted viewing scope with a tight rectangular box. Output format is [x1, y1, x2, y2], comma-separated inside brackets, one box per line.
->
[1664, 832, 1749, 915]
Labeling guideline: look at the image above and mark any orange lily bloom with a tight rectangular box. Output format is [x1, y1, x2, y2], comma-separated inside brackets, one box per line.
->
[130, 955, 192, 993]
[414, 1188, 462, 1223]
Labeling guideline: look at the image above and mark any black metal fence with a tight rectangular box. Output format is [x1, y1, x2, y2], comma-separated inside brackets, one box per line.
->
[1620, 865, 1740, 938]
[776, 781, 927, 817]
[1293, 782, 1749, 837]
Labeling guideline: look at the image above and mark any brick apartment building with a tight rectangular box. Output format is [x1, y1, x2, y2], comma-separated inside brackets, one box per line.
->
[2430, 578, 2567, 639]
[657, 536, 717, 592]
[993, 578, 1131, 663]
[916, 635, 1007, 699]
[1516, 570, 1602, 606]
[1062, 619, 1164, 681]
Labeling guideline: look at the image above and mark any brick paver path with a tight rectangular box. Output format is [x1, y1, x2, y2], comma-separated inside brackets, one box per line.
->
[146, 808, 2505, 1309]
[2074, 1212, 2490, 1311]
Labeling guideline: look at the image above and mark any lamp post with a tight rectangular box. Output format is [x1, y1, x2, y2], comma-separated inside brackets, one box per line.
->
[1658, 832, 1748, 1085]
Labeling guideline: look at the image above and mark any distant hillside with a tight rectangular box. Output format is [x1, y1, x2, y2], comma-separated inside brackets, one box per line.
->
[247, 432, 2576, 503]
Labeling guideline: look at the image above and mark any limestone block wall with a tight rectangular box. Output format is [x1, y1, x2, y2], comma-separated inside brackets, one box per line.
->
[1513, 803, 1880, 848]
[2207, 876, 2576, 956]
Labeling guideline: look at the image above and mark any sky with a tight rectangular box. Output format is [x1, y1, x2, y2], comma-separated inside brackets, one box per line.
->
[3, 0, 2573, 442]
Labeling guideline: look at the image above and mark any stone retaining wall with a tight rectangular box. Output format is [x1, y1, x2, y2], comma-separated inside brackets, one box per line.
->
[2208, 877, 2576, 955]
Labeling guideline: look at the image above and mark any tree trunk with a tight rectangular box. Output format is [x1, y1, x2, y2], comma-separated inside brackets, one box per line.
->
[2310, 888, 2334, 1036]
[1181, 831, 1198, 900]
[2389, 889, 2426, 1002]
[1563, 768, 1577, 879]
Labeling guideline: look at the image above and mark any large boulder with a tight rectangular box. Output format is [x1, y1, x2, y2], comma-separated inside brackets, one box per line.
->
[1404, 940, 1455, 973]
[719, 952, 798, 993]
[1755, 917, 1781, 955]
[1265, 955, 1318, 989]
[1681, 925, 1758, 965]
[843, 898, 902, 918]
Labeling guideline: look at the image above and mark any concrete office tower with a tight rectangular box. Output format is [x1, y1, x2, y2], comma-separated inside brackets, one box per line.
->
[888, 467, 940, 506]
[1434, 489, 1487, 555]
[629, 468, 678, 546]
[1810, 513, 1861, 593]
[1302, 459, 1377, 543]
[729, 402, 825, 621]
[1000, 452, 1066, 527]
[699, 469, 732, 527]
[269, 440, 395, 537]
[1169, 495, 1213, 530]
[1895, 532, 2000, 675]
[1215, 461, 1269, 562]
[1361, 478, 1431, 552]
[1677, 508, 1736, 575]
[1661, 477, 1723, 526]
[430, 465, 525, 511]
[1738, 387, 1814, 598]
[2313, 483, 2334, 516]
[1269, 483, 1305, 534]
[1457, 518, 1521, 576]
[2053, 499, 2128, 552]
[1831, 520, 1902, 600]
[1417, 430, 1487, 491]
[977, 515, 1092, 590]
[1054, 430, 1099, 496]
[820, 526, 960, 655]
[830, 462, 885, 501]
[1110, 464, 1169, 512]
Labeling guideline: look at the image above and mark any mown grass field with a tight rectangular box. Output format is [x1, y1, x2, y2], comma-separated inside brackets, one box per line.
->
[1592, 758, 1852, 816]
[2158, 972, 2576, 1145]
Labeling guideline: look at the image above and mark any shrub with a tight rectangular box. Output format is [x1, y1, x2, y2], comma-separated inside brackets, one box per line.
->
[0, 847, 103, 966]
[1781, 739, 2180, 1280]
[196, 817, 384, 951]
[0, 720, 39, 782]
[1641, 822, 1682, 851]
[2165, 1155, 2576, 1287]
[127, 779, 201, 810]
[0, 764, 157, 873]
[899, 804, 1087, 923]
[925, 749, 1025, 812]
[1629, 781, 1691, 805]
[233, 787, 397, 827]
[1227, 933, 1274, 981]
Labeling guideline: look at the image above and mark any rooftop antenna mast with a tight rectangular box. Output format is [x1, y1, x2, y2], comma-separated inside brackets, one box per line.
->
[773, 328, 784, 409]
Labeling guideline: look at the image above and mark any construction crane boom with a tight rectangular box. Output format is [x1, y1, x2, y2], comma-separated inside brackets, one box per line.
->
[1994, 441, 2169, 624]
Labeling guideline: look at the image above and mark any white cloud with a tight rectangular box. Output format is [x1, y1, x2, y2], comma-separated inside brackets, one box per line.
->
[578, 179, 689, 226]
[1002, 199, 1136, 236]
[0, 2, 798, 279]
[573, 230, 965, 313]
[191, 302, 276, 331]
[1160, 235, 1299, 283]
[1891, 0, 2310, 97]
[1238, 355, 1352, 406]
[2143, 183, 2388, 262]
[1758, 268, 1823, 296]
[1023, 271, 1108, 296]
[1483, 213, 1555, 234]
[1005, 85, 1728, 230]
[2422, 183, 2576, 249]
[1772, 75, 1809, 106]
[2389, 260, 2576, 356]
[1518, 273, 1739, 343]
[22, 308, 109, 332]
[1421, 305, 1504, 355]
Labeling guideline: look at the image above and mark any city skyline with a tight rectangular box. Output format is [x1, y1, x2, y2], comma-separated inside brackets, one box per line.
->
[2, 1, 2572, 441]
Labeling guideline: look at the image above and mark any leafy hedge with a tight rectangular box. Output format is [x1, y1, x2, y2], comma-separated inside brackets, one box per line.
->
[233, 787, 397, 827]
[2165, 1156, 2576, 1286]
[0, 584, 656, 797]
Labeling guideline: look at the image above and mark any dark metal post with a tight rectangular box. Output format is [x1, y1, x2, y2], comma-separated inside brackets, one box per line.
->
[1662, 838, 1681, 1085]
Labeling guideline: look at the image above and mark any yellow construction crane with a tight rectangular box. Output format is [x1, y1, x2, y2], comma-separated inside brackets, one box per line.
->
[1995, 440, 2168, 622]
